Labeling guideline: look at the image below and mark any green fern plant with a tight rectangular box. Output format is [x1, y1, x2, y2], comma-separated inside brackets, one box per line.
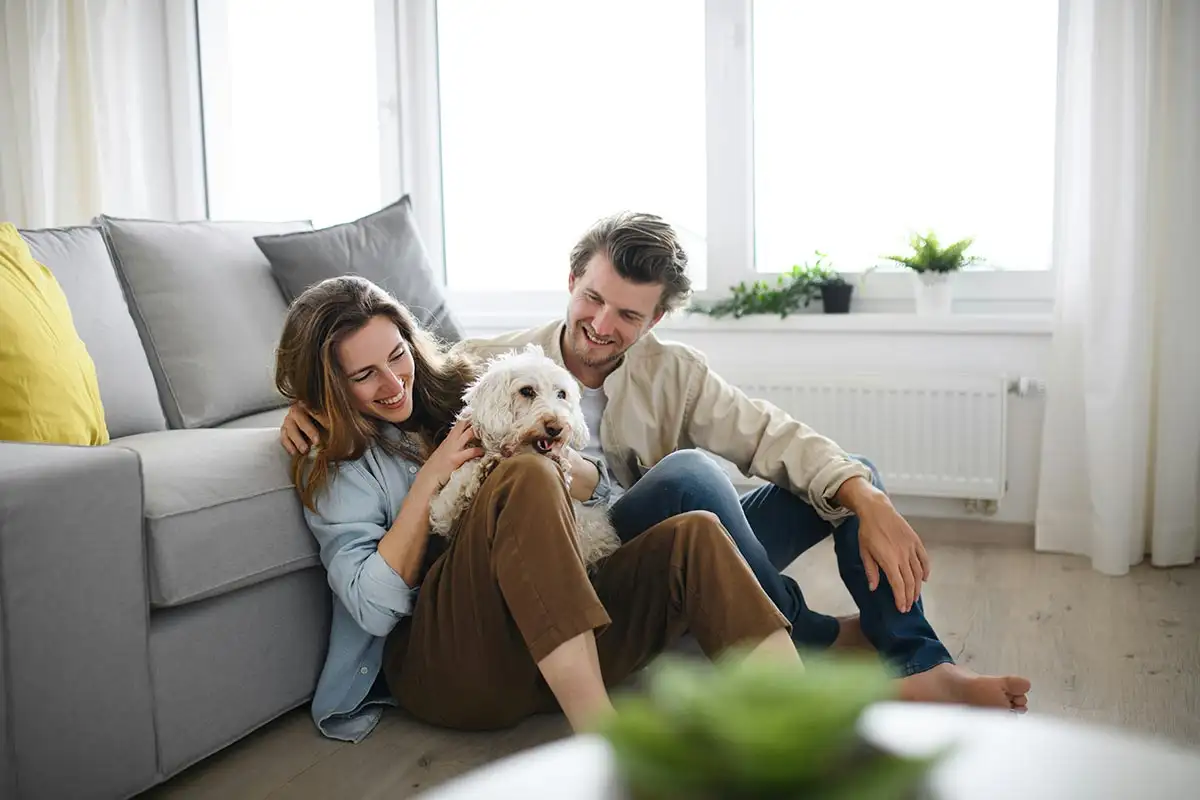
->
[690, 252, 839, 319]
[883, 231, 984, 274]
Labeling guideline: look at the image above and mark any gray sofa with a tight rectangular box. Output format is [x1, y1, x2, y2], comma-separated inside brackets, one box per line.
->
[0, 216, 442, 799]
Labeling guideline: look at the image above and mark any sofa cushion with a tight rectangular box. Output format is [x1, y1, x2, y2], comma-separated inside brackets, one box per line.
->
[255, 195, 464, 344]
[111, 428, 318, 608]
[20, 225, 167, 438]
[218, 407, 289, 429]
[97, 216, 311, 429]
[0, 224, 108, 445]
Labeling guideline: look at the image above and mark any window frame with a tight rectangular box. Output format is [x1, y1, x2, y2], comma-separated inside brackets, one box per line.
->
[300, 0, 1060, 320]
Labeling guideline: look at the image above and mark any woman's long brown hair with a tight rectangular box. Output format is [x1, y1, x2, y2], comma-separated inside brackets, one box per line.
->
[274, 276, 477, 512]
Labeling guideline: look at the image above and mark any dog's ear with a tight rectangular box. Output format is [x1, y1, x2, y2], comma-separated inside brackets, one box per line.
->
[459, 371, 512, 451]
[459, 360, 497, 411]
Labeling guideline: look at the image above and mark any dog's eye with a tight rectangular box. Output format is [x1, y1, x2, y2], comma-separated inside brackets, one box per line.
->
[557, 389, 567, 399]
[519, 386, 536, 399]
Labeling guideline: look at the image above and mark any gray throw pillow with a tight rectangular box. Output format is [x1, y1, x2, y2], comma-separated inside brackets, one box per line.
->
[97, 215, 312, 429]
[254, 196, 463, 344]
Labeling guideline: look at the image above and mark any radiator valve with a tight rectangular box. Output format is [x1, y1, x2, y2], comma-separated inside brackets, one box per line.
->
[1008, 376, 1047, 396]
[963, 498, 1000, 515]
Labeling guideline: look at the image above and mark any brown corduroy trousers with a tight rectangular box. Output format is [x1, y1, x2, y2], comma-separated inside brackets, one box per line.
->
[383, 453, 789, 730]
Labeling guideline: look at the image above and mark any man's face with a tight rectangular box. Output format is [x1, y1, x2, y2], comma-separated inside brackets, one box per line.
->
[565, 252, 664, 369]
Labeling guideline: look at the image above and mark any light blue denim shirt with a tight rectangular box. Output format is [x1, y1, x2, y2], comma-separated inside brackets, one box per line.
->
[303, 427, 424, 742]
[303, 426, 617, 742]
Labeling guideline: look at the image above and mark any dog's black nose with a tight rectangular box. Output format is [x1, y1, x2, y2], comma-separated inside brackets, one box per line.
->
[544, 424, 562, 438]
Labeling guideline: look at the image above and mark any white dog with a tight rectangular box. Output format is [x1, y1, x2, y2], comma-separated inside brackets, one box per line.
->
[428, 344, 622, 569]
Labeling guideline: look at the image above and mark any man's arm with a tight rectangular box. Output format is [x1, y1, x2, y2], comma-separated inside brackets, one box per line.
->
[684, 362, 930, 611]
[564, 447, 601, 502]
[683, 363, 872, 521]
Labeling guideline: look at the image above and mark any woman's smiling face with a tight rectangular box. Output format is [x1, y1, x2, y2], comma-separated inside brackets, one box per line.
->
[336, 315, 416, 423]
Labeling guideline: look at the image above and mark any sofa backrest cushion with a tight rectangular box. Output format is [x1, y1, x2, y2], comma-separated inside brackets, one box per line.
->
[20, 225, 167, 438]
[97, 216, 311, 429]
[255, 195, 464, 345]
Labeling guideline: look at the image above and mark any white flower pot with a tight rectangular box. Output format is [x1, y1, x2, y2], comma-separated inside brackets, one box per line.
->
[913, 272, 954, 315]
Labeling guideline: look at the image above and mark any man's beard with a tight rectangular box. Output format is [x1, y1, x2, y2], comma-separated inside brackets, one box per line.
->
[571, 324, 626, 368]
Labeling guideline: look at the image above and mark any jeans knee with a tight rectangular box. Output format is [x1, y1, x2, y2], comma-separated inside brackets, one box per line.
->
[659, 448, 723, 476]
[653, 450, 734, 497]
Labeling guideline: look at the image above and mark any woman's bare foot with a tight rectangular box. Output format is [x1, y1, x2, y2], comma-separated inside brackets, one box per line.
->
[831, 615, 875, 653]
[898, 663, 1031, 711]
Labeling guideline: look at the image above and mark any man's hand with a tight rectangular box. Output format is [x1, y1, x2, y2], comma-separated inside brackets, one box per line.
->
[836, 476, 931, 613]
[562, 446, 601, 502]
[280, 403, 323, 456]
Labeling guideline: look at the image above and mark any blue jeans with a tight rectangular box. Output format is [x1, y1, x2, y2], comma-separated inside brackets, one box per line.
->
[608, 450, 954, 677]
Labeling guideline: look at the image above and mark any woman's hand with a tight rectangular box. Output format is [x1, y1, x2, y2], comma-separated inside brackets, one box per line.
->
[383, 419, 479, 586]
[413, 419, 484, 495]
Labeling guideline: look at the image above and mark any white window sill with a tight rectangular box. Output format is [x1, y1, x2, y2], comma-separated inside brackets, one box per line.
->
[658, 312, 1054, 335]
[458, 311, 1055, 337]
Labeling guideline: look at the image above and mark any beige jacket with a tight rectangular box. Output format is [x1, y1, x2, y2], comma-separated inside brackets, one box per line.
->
[454, 320, 872, 522]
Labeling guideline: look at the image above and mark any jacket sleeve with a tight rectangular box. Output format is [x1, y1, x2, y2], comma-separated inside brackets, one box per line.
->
[578, 452, 617, 508]
[683, 360, 873, 522]
[304, 462, 417, 637]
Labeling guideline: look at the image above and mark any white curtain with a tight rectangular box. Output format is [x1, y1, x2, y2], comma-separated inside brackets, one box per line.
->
[1036, 0, 1200, 575]
[0, 0, 202, 228]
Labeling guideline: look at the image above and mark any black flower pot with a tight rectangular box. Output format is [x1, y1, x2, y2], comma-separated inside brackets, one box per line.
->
[821, 282, 854, 313]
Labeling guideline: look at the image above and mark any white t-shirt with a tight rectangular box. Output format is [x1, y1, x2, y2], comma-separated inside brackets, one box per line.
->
[580, 385, 625, 503]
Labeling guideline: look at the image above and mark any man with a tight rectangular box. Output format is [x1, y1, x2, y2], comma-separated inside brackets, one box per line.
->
[281, 211, 1030, 710]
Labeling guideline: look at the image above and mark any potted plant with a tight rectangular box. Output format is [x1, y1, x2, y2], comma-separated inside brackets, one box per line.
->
[883, 231, 983, 316]
[807, 252, 854, 314]
[689, 252, 853, 318]
[596, 652, 945, 799]
[687, 268, 819, 320]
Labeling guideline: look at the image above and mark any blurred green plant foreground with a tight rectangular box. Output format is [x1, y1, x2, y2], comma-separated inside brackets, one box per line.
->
[595, 652, 947, 799]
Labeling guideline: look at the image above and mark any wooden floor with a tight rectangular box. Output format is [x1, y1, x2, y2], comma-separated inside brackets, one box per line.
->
[139, 541, 1200, 800]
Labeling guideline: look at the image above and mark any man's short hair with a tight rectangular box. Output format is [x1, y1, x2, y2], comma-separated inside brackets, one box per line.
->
[569, 212, 692, 314]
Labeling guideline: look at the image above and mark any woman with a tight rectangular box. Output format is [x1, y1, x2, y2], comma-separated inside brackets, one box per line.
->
[274, 275, 801, 742]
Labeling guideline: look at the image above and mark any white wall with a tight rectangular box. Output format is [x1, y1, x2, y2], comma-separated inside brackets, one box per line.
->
[462, 312, 1053, 529]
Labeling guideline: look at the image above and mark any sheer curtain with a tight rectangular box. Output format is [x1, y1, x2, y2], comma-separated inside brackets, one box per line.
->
[1035, 0, 1200, 575]
[0, 0, 202, 228]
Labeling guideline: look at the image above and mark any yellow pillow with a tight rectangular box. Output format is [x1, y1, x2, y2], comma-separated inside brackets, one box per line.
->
[0, 223, 109, 445]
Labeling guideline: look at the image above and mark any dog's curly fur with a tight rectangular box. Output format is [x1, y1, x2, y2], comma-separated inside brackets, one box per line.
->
[428, 344, 622, 569]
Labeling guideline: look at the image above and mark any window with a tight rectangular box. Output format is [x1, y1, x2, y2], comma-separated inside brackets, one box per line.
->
[435, 0, 707, 291]
[197, 0, 385, 228]
[187, 0, 1059, 312]
[752, 0, 1059, 274]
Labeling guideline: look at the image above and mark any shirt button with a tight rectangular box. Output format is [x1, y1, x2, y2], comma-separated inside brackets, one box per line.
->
[360, 666, 369, 675]
[408, 466, 417, 474]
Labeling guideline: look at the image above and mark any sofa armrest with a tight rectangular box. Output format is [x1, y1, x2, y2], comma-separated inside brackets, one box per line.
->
[0, 442, 157, 799]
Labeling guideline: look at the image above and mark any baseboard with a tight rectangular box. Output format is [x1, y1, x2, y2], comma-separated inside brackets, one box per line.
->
[904, 516, 1034, 548]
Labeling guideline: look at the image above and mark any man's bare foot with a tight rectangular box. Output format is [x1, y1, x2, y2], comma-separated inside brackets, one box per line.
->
[831, 615, 875, 653]
[898, 663, 1031, 711]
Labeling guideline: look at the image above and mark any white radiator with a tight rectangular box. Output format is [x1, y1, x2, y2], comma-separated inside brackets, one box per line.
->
[729, 374, 1009, 501]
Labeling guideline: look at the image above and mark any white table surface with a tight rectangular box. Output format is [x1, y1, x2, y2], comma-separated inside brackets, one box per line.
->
[420, 702, 1200, 799]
